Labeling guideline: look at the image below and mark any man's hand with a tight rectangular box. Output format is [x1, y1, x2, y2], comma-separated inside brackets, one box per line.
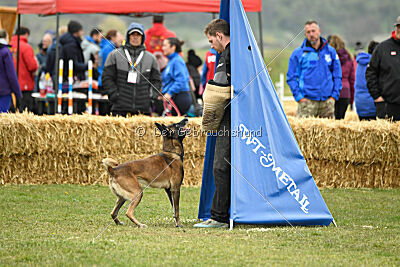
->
[374, 96, 384, 103]
[328, 97, 336, 102]
[298, 98, 309, 103]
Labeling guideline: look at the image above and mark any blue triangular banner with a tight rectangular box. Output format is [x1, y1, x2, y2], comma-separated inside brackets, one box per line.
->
[199, 0, 333, 226]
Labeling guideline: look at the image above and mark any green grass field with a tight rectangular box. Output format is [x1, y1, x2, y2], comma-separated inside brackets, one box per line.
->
[0, 185, 399, 266]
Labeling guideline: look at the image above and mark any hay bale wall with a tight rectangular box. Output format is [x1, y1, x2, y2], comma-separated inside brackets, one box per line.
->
[0, 113, 399, 188]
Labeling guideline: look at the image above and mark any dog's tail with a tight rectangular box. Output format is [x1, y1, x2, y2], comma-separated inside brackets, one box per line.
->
[102, 158, 119, 176]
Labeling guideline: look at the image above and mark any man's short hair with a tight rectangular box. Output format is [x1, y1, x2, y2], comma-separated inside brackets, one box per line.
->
[305, 20, 319, 26]
[90, 28, 102, 37]
[15, 27, 30, 36]
[204, 19, 230, 37]
[68, 20, 83, 34]
[368, 40, 379, 54]
[153, 15, 164, 23]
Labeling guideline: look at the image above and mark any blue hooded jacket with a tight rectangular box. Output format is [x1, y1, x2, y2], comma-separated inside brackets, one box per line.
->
[98, 41, 116, 86]
[287, 38, 342, 102]
[162, 52, 190, 96]
[354, 52, 375, 117]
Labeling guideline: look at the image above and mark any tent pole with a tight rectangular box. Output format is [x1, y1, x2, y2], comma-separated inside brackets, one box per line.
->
[212, 13, 216, 20]
[229, 219, 234, 230]
[16, 14, 20, 78]
[258, 11, 264, 59]
[54, 12, 60, 114]
[332, 218, 337, 227]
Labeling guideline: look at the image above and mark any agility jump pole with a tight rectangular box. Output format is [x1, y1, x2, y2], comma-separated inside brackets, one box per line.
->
[68, 60, 73, 115]
[87, 60, 93, 114]
[57, 59, 63, 114]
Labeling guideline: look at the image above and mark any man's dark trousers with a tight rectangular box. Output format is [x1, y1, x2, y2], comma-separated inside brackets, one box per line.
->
[211, 105, 231, 223]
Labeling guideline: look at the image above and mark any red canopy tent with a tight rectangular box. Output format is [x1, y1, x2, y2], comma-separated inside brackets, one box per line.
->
[17, 0, 261, 14]
[15, 0, 263, 108]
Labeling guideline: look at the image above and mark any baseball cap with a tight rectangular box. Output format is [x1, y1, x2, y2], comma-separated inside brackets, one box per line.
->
[128, 28, 143, 35]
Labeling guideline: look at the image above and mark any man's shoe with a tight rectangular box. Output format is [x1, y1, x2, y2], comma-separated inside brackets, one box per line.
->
[193, 219, 228, 228]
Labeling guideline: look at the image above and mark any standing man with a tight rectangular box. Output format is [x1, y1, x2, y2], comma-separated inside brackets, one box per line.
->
[287, 20, 342, 118]
[145, 15, 176, 71]
[102, 22, 161, 116]
[60, 21, 88, 82]
[10, 27, 38, 112]
[194, 19, 231, 228]
[81, 28, 102, 64]
[145, 15, 176, 55]
[366, 16, 400, 121]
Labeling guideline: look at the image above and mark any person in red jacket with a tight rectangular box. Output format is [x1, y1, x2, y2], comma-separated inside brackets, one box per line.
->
[145, 15, 176, 54]
[10, 27, 38, 112]
[145, 15, 176, 71]
[201, 48, 217, 89]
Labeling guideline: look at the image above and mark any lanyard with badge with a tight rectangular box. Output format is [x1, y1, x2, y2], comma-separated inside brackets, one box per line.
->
[124, 49, 144, 84]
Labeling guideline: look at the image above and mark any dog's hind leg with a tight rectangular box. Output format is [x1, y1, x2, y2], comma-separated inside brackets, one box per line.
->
[171, 189, 183, 228]
[126, 189, 147, 228]
[164, 188, 173, 208]
[111, 196, 126, 225]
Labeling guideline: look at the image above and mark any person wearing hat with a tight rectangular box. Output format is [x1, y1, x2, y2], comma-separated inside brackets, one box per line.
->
[60, 20, 87, 82]
[366, 16, 400, 121]
[102, 22, 161, 116]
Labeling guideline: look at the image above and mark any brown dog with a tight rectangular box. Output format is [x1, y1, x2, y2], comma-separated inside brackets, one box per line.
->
[102, 118, 189, 228]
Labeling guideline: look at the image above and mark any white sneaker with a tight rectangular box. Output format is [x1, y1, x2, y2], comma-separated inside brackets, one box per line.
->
[193, 219, 228, 228]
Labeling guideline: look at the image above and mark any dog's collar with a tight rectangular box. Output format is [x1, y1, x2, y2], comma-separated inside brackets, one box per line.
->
[163, 149, 183, 159]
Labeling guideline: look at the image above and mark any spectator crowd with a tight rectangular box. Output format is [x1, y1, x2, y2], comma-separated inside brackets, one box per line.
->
[1, 15, 399, 122]
[287, 17, 400, 122]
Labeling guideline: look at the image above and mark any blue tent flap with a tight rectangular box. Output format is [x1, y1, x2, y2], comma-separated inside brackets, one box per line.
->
[198, 0, 333, 226]
[229, 0, 333, 226]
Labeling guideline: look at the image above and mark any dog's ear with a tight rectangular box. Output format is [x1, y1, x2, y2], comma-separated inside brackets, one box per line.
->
[179, 118, 189, 127]
[155, 123, 165, 133]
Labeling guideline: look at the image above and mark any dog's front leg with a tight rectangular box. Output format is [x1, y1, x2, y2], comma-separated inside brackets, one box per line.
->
[171, 189, 183, 227]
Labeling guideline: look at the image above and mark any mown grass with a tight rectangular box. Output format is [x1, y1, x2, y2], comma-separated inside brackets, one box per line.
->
[0, 185, 399, 266]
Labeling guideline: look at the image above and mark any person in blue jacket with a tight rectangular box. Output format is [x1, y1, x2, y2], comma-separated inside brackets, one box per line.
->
[161, 37, 192, 115]
[354, 40, 379, 121]
[287, 20, 342, 118]
[98, 30, 123, 87]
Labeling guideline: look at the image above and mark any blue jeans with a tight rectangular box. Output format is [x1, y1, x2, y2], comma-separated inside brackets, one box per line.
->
[0, 95, 11, 113]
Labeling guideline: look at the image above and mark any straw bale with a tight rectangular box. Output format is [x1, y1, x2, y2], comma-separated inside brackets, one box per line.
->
[1, 113, 399, 188]
[0, 153, 89, 185]
[0, 113, 206, 157]
[307, 159, 400, 188]
[288, 117, 400, 166]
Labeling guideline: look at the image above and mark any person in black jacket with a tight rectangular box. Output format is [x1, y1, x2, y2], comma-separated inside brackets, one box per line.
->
[60, 21, 88, 82]
[194, 19, 231, 228]
[366, 16, 400, 121]
[102, 22, 161, 116]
